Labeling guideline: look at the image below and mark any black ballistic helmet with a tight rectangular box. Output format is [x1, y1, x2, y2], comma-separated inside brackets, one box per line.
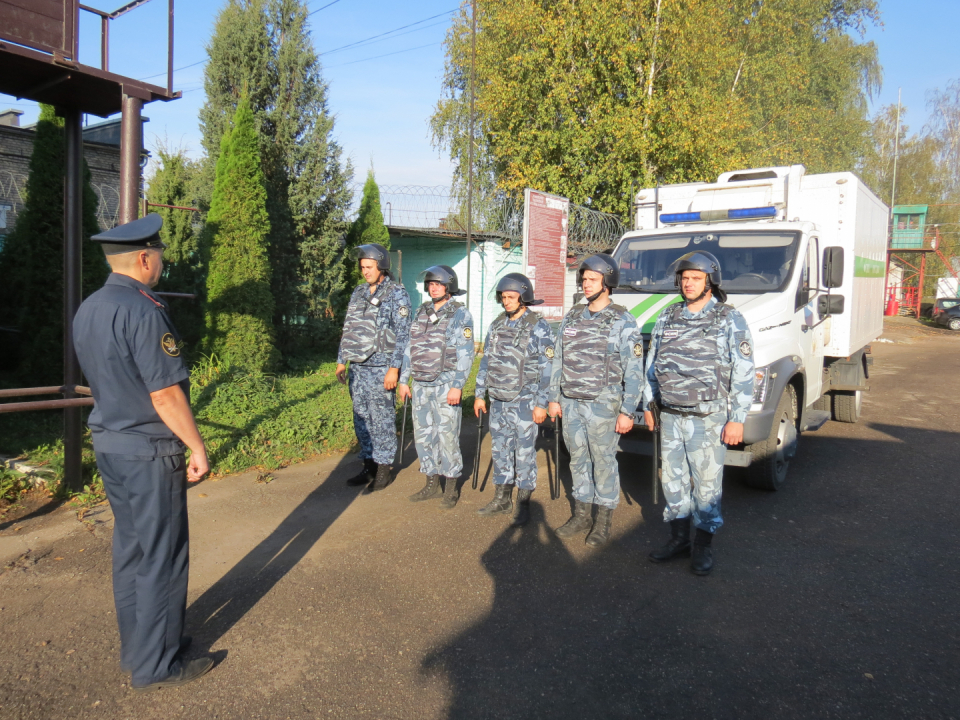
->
[495, 273, 543, 306]
[577, 253, 620, 289]
[352, 243, 390, 272]
[671, 251, 726, 302]
[418, 265, 465, 296]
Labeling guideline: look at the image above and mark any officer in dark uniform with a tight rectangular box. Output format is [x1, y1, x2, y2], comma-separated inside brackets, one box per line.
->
[336, 243, 412, 491]
[73, 214, 213, 691]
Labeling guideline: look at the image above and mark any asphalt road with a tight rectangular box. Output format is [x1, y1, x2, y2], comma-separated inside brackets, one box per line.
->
[1, 318, 958, 719]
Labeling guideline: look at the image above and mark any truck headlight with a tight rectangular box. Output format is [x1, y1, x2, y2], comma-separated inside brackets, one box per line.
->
[753, 367, 769, 405]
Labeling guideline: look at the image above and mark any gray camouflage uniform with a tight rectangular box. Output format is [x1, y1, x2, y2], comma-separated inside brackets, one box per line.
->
[475, 310, 555, 491]
[400, 300, 475, 478]
[643, 296, 754, 533]
[338, 278, 412, 465]
[549, 302, 645, 509]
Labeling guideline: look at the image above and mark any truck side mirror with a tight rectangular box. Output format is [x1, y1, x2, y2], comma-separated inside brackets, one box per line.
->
[818, 294, 845, 315]
[822, 247, 844, 288]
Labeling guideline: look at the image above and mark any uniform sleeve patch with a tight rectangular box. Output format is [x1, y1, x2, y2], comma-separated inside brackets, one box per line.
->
[399, 306, 409, 317]
[161, 333, 181, 357]
[633, 343, 643, 358]
[545, 346, 555, 359]
[463, 327, 473, 339]
[738, 340, 752, 358]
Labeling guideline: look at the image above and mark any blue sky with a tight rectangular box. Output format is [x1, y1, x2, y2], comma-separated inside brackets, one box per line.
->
[1, 0, 957, 189]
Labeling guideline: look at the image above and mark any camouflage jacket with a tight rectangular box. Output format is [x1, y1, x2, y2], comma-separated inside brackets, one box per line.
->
[643, 296, 755, 422]
[337, 279, 412, 368]
[399, 300, 475, 388]
[475, 309, 555, 407]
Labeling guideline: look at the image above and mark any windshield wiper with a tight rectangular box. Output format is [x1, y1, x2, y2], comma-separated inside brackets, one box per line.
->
[615, 285, 646, 293]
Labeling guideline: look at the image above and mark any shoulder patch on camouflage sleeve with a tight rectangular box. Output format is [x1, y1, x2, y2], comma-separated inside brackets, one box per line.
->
[738, 340, 752, 358]
[463, 327, 472, 339]
[633, 343, 643, 358]
[399, 305, 409, 317]
[545, 346, 555, 359]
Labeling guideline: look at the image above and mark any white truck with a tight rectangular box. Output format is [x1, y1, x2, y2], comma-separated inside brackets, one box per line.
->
[611, 165, 888, 490]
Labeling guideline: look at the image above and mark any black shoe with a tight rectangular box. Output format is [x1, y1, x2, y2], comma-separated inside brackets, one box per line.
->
[122, 636, 192, 673]
[511, 488, 533, 527]
[649, 518, 692, 563]
[477, 484, 513, 516]
[691, 528, 714, 576]
[369, 464, 394, 492]
[555, 500, 593, 538]
[408, 474, 442, 502]
[585, 506, 614, 547]
[439, 476, 460, 509]
[347, 458, 377, 487]
[131, 657, 214, 692]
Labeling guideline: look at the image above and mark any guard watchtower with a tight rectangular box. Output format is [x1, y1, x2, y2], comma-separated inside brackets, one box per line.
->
[891, 205, 928, 249]
[0, 0, 180, 489]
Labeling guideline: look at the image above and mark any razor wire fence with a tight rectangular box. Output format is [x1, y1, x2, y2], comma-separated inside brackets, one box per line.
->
[349, 183, 626, 258]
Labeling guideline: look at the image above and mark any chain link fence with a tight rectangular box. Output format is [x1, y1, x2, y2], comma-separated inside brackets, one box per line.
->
[349, 183, 626, 258]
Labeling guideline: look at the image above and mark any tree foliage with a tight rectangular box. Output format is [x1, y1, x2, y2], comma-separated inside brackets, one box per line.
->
[345, 169, 390, 288]
[202, 96, 278, 372]
[432, 0, 880, 218]
[0, 104, 108, 385]
[200, 0, 353, 354]
[146, 146, 205, 351]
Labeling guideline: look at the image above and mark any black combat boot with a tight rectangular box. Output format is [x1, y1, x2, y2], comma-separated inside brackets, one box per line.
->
[585, 506, 614, 547]
[649, 517, 692, 563]
[555, 500, 593, 538]
[369, 464, 394, 492]
[690, 528, 714, 576]
[408, 474, 442, 502]
[477, 484, 513, 516]
[511, 488, 533, 527]
[439, 476, 460, 509]
[347, 458, 377, 487]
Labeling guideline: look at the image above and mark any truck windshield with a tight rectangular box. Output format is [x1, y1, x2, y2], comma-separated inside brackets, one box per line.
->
[614, 231, 800, 294]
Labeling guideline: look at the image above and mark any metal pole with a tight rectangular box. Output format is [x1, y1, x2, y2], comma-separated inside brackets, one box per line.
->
[890, 88, 901, 211]
[63, 107, 84, 493]
[119, 94, 143, 224]
[464, 0, 476, 309]
[167, 0, 175, 96]
[101, 16, 109, 71]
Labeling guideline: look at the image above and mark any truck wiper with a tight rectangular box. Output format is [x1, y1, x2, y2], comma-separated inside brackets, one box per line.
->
[616, 285, 646, 293]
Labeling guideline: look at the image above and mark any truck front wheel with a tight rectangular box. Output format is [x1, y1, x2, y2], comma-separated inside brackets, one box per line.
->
[744, 385, 798, 491]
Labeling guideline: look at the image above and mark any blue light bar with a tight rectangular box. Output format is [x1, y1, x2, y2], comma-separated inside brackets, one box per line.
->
[660, 206, 778, 224]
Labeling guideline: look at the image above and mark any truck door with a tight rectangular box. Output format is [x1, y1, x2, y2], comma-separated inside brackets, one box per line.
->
[795, 236, 825, 408]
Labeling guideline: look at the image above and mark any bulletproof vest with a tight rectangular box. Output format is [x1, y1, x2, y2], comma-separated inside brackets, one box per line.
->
[339, 280, 397, 363]
[485, 310, 541, 402]
[559, 303, 627, 400]
[654, 302, 733, 406]
[409, 300, 462, 382]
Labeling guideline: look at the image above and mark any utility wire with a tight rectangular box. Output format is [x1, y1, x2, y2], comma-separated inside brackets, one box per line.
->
[140, 58, 207, 82]
[320, 17, 450, 56]
[318, 8, 456, 55]
[324, 42, 440, 69]
[308, 0, 342, 16]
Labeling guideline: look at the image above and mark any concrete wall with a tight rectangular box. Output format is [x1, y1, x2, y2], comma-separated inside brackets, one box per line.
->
[388, 233, 523, 341]
[0, 125, 122, 248]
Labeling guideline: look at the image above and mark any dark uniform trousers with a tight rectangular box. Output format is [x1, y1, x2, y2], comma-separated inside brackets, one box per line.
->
[97, 451, 189, 685]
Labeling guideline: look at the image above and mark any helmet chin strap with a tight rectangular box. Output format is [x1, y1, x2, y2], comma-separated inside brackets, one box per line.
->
[687, 286, 711, 303]
[433, 290, 450, 305]
[585, 288, 606, 303]
[506, 303, 526, 319]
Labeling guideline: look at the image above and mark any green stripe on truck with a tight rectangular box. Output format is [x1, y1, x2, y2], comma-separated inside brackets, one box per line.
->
[854, 255, 885, 278]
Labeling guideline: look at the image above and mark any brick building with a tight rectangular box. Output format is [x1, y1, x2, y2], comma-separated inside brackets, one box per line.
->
[0, 108, 147, 249]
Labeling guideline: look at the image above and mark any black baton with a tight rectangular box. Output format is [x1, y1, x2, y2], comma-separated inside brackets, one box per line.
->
[552, 415, 561, 501]
[651, 403, 661, 505]
[396, 397, 408, 466]
[472, 408, 484, 490]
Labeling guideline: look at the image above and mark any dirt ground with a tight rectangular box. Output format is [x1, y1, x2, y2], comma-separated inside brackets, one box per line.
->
[1, 316, 958, 720]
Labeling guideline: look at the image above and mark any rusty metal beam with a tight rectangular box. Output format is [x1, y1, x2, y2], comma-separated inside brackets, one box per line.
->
[0, 386, 92, 399]
[0, 398, 95, 414]
[119, 94, 143, 224]
[63, 106, 84, 492]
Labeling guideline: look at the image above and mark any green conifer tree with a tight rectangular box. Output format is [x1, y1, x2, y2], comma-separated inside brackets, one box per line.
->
[202, 97, 278, 372]
[199, 0, 353, 355]
[345, 169, 390, 289]
[146, 146, 204, 352]
[0, 104, 108, 385]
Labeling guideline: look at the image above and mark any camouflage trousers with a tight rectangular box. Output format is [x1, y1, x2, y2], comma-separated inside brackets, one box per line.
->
[489, 394, 538, 490]
[559, 394, 621, 509]
[412, 383, 463, 478]
[348, 364, 397, 466]
[659, 409, 725, 533]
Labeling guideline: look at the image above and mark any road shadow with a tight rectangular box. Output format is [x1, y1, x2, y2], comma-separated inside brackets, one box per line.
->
[185, 452, 364, 655]
[421, 421, 960, 719]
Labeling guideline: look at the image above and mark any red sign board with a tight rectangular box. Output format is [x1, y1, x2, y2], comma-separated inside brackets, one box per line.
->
[0, 0, 78, 59]
[522, 189, 569, 321]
